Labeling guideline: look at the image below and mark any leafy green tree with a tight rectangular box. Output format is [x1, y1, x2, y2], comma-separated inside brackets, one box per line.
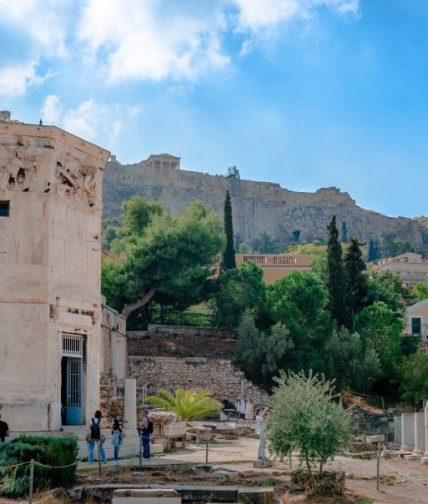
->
[120, 196, 164, 243]
[365, 271, 405, 313]
[287, 241, 327, 280]
[221, 190, 236, 271]
[238, 242, 253, 254]
[211, 261, 267, 331]
[344, 237, 368, 324]
[397, 350, 428, 407]
[354, 301, 404, 379]
[401, 334, 422, 357]
[101, 216, 122, 250]
[411, 280, 428, 303]
[326, 216, 348, 327]
[268, 371, 352, 477]
[324, 327, 381, 392]
[238, 311, 293, 385]
[268, 271, 334, 375]
[146, 388, 223, 421]
[382, 237, 414, 257]
[251, 232, 283, 254]
[102, 197, 224, 318]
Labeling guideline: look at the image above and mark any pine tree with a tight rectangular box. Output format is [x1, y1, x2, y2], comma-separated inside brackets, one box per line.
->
[344, 237, 368, 325]
[326, 215, 349, 327]
[221, 190, 236, 271]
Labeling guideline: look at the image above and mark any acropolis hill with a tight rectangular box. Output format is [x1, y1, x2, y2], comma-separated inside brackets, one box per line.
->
[103, 154, 428, 254]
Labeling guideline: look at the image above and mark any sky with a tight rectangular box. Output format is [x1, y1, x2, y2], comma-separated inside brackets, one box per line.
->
[0, 0, 427, 219]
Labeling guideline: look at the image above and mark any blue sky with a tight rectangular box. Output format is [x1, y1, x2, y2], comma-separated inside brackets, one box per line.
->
[1, 0, 427, 218]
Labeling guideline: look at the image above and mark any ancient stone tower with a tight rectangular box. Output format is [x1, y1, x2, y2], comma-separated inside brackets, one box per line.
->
[0, 115, 109, 431]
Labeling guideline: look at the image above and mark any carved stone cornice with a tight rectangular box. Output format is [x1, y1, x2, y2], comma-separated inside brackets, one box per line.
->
[0, 124, 109, 208]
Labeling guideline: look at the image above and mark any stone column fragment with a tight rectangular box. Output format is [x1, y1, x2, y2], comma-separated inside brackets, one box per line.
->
[124, 378, 137, 431]
[400, 413, 415, 454]
[422, 403, 428, 464]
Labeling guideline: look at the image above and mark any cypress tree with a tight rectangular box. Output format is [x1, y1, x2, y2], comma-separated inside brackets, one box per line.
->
[326, 215, 349, 327]
[221, 190, 236, 270]
[344, 237, 368, 325]
[341, 221, 348, 243]
[368, 238, 381, 262]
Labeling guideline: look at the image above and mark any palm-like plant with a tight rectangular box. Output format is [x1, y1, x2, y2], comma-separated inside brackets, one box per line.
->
[146, 388, 223, 421]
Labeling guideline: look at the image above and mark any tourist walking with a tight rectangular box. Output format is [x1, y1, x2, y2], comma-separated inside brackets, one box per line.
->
[139, 409, 151, 459]
[0, 414, 9, 442]
[87, 410, 106, 463]
[256, 407, 268, 461]
[111, 417, 123, 463]
[245, 399, 254, 428]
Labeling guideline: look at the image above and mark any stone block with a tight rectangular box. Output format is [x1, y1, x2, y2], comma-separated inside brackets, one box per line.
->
[238, 488, 274, 504]
[113, 488, 181, 504]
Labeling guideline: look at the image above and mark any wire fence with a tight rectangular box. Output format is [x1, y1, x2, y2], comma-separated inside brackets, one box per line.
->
[0, 438, 119, 504]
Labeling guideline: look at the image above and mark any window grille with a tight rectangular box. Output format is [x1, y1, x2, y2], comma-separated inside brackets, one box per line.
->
[62, 334, 83, 357]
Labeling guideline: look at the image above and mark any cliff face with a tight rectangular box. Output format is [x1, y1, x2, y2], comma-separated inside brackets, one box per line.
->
[103, 161, 428, 253]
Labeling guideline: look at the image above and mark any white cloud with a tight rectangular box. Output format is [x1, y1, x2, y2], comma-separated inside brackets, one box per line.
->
[0, 0, 360, 88]
[78, 0, 230, 82]
[76, 0, 359, 82]
[232, 0, 301, 31]
[0, 0, 70, 57]
[41, 95, 63, 125]
[232, 0, 359, 31]
[40, 96, 122, 147]
[62, 100, 121, 145]
[0, 61, 53, 97]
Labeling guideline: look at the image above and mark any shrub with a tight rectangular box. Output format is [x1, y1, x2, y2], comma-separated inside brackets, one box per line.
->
[0, 436, 78, 497]
[268, 370, 352, 478]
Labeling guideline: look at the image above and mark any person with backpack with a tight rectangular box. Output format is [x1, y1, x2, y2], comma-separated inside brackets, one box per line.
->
[87, 410, 106, 463]
[139, 409, 152, 459]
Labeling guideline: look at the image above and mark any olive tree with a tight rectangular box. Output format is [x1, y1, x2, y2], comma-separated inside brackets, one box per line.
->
[267, 371, 352, 478]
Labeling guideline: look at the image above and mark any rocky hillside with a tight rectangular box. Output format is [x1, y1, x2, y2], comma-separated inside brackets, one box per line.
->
[103, 160, 428, 254]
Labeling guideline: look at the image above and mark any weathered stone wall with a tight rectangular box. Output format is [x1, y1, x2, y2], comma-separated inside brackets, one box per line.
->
[127, 325, 238, 359]
[129, 356, 268, 404]
[350, 408, 395, 440]
[103, 161, 428, 253]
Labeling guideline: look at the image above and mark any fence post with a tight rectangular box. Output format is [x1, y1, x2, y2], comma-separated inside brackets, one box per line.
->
[376, 451, 380, 490]
[28, 459, 34, 504]
[205, 439, 209, 464]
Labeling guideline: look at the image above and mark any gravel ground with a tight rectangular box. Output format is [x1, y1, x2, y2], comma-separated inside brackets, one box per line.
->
[151, 437, 428, 504]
